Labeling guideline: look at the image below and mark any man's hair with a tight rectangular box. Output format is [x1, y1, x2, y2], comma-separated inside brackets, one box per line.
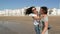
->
[25, 6, 35, 15]
[41, 6, 48, 14]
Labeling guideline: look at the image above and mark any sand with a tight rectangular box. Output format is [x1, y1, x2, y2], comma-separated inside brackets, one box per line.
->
[0, 16, 60, 34]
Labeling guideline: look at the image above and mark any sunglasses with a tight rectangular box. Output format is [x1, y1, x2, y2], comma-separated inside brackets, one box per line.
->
[32, 8, 36, 11]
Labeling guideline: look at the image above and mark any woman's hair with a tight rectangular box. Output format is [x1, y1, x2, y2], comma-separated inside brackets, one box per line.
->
[25, 6, 35, 15]
[41, 6, 48, 14]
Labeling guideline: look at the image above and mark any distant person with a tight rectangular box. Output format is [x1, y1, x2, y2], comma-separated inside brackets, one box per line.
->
[40, 6, 48, 34]
[25, 6, 41, 34]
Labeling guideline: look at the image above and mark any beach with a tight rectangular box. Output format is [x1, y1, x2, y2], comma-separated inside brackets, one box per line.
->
[0, 16, 60, 34]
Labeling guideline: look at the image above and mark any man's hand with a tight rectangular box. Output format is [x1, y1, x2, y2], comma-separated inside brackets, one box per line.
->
[42, 32, 45, 34]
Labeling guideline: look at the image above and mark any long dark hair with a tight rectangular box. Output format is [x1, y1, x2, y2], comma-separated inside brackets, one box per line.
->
[25, 6, 35, 15]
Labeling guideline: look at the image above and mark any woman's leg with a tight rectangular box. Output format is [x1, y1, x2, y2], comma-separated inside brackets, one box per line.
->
[34, 25, 40, 34]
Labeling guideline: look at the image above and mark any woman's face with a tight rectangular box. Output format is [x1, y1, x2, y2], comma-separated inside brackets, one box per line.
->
[40, 8, 44, 14]
[32, 8, 37, 14]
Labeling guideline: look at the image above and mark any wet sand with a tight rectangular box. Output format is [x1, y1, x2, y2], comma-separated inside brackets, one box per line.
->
[0, 16, 60, 34]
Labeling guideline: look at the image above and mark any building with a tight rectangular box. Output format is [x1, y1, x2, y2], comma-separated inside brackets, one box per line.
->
[48, 8, 57, 15]
[57, 9, 60, 15]
[0, 7, 60, 16]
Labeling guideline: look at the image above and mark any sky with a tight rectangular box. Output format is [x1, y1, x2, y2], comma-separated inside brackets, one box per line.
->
[0, 0, 60, 10]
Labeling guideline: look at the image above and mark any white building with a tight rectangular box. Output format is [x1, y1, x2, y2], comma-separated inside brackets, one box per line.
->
[0, 7, 60, 16]
[57, 9, 60, 15]
[48, 8, 57, 15]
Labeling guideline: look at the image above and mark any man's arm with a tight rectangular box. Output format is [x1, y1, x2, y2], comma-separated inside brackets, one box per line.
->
[42, 16, 48, 34]
[42, 21, 48, 34]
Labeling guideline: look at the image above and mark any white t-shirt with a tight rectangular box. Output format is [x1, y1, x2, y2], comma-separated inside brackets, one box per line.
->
[29, 13, 39, 25]
[40, 15, 48, 27]
[40, 15, 48, 34]
[40, 15, 48, 22]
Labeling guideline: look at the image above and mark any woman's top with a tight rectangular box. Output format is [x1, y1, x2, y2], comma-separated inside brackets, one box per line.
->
[29, 13, 40, 25]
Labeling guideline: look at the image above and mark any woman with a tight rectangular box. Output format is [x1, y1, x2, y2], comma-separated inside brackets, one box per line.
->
[25, 6, 41, 34]
[40, 6, 48, 34]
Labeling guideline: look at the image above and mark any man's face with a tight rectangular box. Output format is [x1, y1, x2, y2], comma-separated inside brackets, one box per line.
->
[40, 8, 44, 14]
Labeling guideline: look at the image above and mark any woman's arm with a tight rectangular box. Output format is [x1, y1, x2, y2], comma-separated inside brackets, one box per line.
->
[33, 16, 41, 20]
[29, 14, 41, 20]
